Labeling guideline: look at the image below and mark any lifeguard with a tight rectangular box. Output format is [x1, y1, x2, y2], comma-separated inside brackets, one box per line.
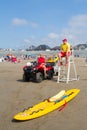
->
[58, 38, 71, 66]
[37, 54, 47, 78]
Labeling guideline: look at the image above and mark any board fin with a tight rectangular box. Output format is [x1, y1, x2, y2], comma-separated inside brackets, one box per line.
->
[59, 100, 67, 111]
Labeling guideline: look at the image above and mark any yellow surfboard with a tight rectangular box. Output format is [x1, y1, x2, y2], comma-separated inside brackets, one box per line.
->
[13, 89, 80, 121]
[47, 56, 58, 63]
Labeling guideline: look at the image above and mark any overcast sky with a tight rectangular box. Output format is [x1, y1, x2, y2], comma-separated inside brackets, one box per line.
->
[0, 0, 87, 49]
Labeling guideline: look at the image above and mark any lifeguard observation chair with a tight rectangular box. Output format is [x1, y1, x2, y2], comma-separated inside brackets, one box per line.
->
[57, 50, 79, 83]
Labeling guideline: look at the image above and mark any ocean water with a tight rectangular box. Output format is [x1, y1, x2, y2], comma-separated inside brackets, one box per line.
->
[0, 50, 87, 58]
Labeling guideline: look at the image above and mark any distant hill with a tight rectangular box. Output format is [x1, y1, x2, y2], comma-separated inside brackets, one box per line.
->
[34, 44, 51, 51]
[25, 43, 87, 51]
[74, 43, 87, 50]
[51, 46, 60, 50]
[26, 45, 36, 51]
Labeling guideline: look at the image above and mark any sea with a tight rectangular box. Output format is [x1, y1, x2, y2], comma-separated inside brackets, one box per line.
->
[0, 50, 87, 59]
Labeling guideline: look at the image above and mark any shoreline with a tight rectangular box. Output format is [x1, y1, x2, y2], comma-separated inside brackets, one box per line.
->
[0, 50, 87, 58]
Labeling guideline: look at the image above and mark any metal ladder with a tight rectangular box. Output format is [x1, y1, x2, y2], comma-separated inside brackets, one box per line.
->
[57, 54, 79, 83]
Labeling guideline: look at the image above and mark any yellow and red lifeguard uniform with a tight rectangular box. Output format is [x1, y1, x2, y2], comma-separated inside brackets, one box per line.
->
[60, 42, 71, 57]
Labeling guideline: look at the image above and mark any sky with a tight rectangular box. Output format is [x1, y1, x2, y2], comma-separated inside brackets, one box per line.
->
[0, 0, 87, 49]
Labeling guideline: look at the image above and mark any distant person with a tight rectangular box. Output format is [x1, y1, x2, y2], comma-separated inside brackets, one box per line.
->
[58, 38, 71, 66]
[37, 54, 47, 78]
[85, 57, 87, 66]
[11, 55, 17, 63]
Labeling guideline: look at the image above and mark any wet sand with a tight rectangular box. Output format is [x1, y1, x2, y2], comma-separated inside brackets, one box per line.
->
[0, 58, 87, 130]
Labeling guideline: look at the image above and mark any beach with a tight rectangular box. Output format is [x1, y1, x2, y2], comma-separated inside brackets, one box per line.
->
[0, 58, 87, 130]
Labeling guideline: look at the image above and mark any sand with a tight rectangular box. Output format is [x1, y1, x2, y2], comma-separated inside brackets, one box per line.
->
[0, 58, 87, 130]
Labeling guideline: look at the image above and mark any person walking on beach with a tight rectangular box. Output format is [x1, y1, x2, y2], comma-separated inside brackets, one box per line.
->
[85, 57, 87, 66]
[37, 54, 47, 78]
[58, 38, 71, 66]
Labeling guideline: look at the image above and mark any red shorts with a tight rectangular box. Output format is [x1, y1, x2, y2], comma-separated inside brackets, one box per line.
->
[59, 52, 71, 57]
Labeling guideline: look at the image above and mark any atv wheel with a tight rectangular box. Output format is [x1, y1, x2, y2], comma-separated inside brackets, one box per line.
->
[23, 74, 29, 82]
[47, 70, 54, 80]
[36, 72, 43, 83]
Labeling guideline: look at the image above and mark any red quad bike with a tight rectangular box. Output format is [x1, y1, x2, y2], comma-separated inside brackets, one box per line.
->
[23, 62, 54, 83]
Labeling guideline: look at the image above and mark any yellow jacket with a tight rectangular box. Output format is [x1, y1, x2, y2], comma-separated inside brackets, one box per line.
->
[61, 42, 70, 52]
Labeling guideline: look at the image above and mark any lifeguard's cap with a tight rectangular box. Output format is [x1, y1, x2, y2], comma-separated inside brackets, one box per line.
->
[62, 38, 67, 42]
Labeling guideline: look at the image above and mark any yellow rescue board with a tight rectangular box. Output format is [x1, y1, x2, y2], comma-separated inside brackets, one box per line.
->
[47, 56, 58, 63]
[13, 89, 80, 121]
